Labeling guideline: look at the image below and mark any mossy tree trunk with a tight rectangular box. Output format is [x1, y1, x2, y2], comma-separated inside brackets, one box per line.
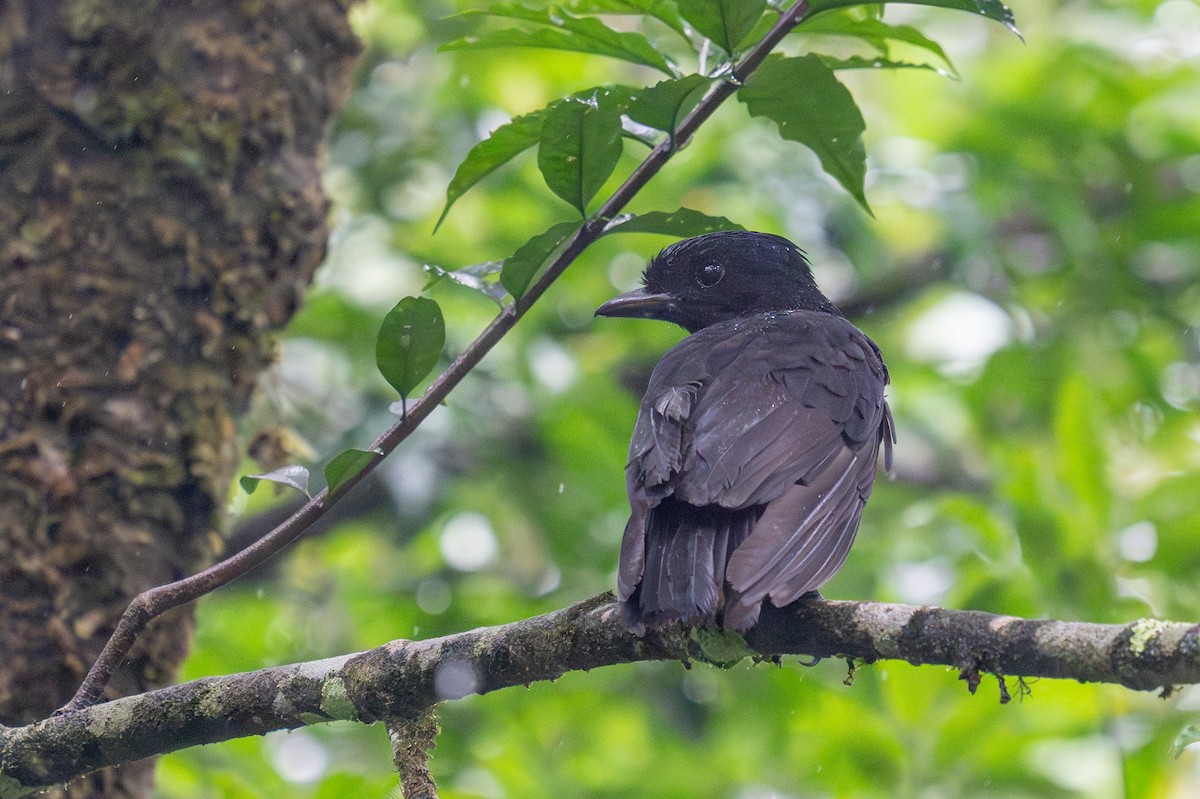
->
[0, 2, 358, 795]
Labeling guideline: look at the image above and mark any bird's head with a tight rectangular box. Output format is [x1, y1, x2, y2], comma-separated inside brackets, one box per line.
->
[595, 230, 839, 333]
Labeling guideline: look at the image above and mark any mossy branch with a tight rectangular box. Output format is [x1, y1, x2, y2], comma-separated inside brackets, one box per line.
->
[4, 594, 1199, 796]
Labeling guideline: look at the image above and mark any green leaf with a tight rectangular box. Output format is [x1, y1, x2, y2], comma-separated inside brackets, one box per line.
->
[435, 110, 547, 232]
[436, 86, 636, 229]
[603, 208, 743, 237]
[799, 14, 958, 78]
[443, 4, 678, 76]
[240, 465, 311, 498]
[324, 448, 383, 495]
[677, 0, 769, 55]
[1174, 724, 1200, 759]
[423, 261, 508, 305]
[738, 55, 871, 213]
[500, 220, 582, 300]
[563, 0, 690, 40]
[807, 0, 1021, 40]
[538, 94, 624, 216]
[577, 84, 638, 112]
[819, 54, 940, 73]
[376, 297, 446, 399]
[627, 75, 710, 137]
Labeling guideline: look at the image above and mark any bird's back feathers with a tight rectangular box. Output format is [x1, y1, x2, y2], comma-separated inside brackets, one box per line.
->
[619, 310, 892, 632]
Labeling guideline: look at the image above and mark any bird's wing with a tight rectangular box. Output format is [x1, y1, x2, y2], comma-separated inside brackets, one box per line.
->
[623, 311, 890, 621]
[722, 443, 875, 628]
[628, 311, 888, 508]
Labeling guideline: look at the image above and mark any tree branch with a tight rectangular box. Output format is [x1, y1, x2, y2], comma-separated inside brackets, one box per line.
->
[7, 594, 1199, 795]
[388, 708, 440, 799]
[60, 0, 816, 714]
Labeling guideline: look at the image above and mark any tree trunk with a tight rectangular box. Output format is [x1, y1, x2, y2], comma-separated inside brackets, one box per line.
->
[0, 1, 358, 795]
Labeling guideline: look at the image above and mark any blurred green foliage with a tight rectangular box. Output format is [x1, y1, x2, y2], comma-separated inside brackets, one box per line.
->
[163, 0, 1200, 796]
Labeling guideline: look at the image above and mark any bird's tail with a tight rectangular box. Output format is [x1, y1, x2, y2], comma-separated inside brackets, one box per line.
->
[621, 499, 759, 634]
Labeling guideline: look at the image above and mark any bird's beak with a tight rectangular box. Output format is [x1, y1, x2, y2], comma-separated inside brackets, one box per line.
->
[595, 288, 678, 320]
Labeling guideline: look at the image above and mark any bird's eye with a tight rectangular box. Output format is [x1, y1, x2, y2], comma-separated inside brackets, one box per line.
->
[696, 263, 725, 288]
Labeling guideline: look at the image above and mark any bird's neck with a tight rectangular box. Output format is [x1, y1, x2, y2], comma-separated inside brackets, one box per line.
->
[683, 297, 842, 333]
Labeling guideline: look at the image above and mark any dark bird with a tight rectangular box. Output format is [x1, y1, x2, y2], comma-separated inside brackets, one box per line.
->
[596, 231, 894, 633]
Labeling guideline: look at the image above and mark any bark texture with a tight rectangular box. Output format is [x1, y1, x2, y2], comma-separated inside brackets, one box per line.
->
[0, 1, 359, 796]
[4, 594, 1200, 795]
[388, 709, 442, 799]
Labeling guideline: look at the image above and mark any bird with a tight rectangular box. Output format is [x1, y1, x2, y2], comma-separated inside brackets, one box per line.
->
[595, 230, 894, 634]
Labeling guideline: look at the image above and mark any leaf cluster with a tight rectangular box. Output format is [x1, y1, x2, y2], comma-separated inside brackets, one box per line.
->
[247, 0, 1019, 503]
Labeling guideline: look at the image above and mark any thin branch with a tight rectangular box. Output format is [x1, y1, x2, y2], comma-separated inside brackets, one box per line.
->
[60, 0, 815, 712]
[10, 595, 1200, 794]
[223, 473, 396, 560]
[388, 708, 440, 799]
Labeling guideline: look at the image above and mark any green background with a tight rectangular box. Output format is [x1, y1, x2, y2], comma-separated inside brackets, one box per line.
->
[163, 1, 1200, 796]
